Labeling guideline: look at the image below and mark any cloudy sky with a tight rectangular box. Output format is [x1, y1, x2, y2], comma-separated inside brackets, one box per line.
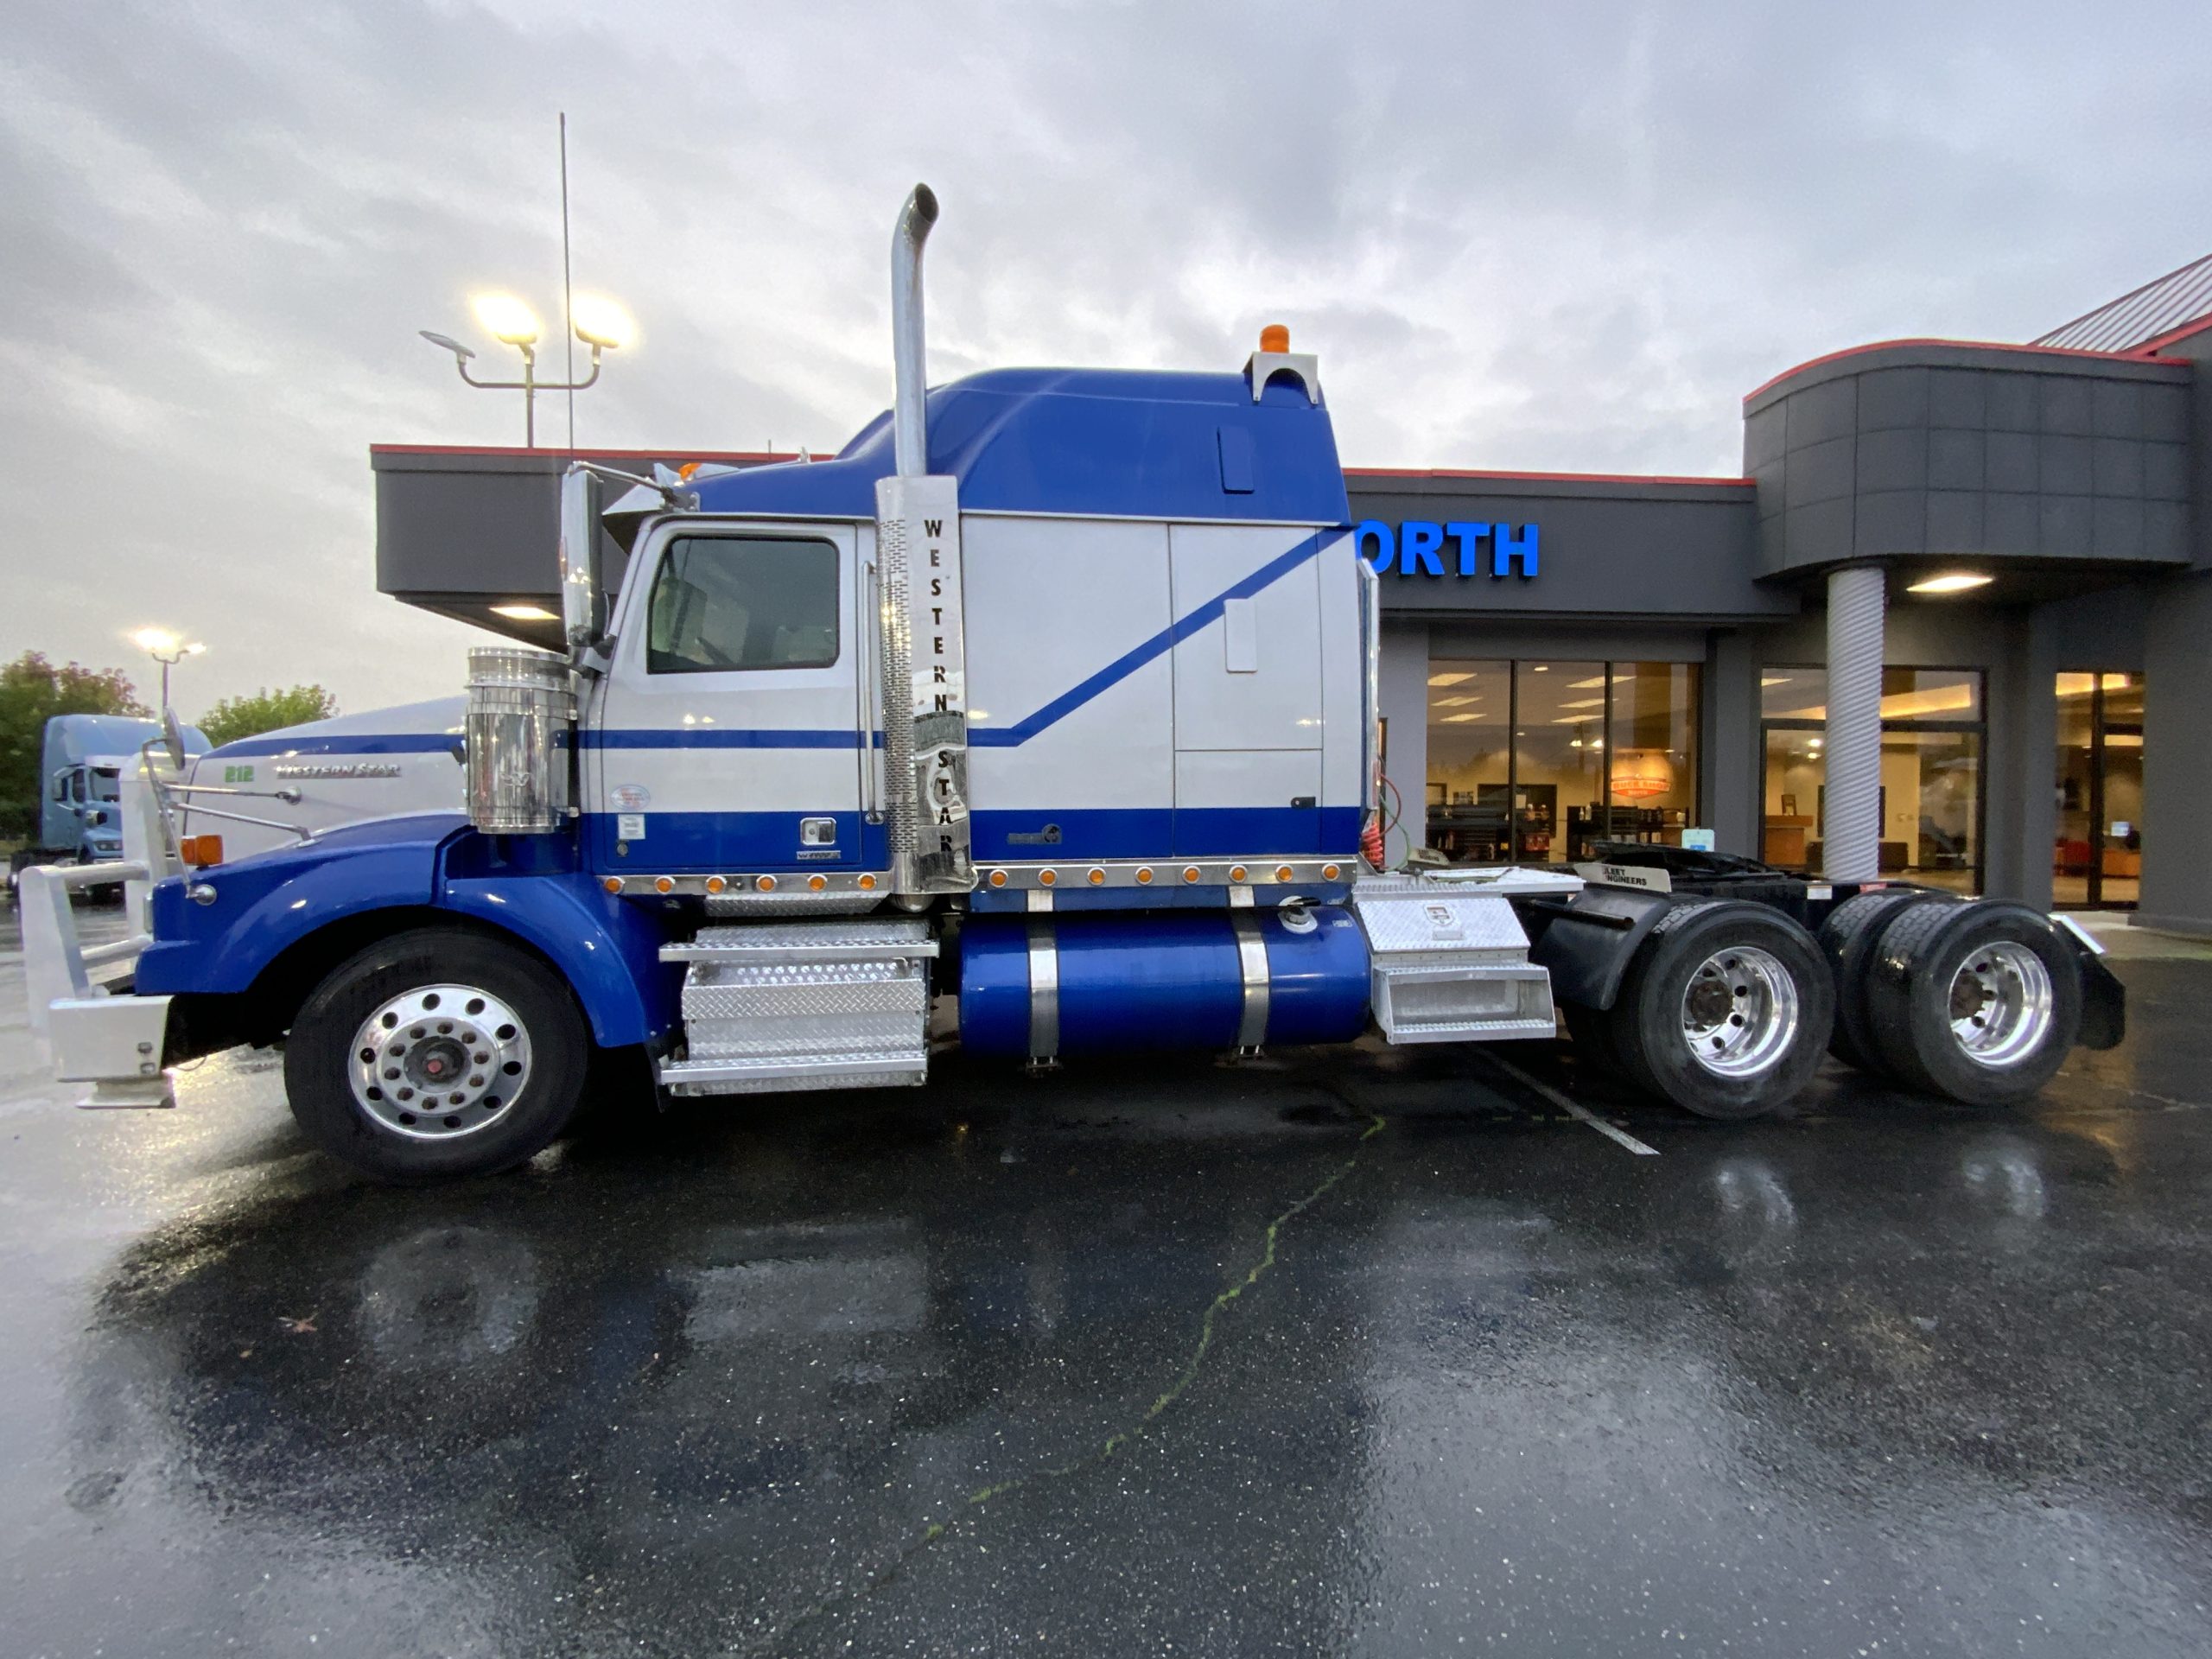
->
[3, 1, 2206, 715]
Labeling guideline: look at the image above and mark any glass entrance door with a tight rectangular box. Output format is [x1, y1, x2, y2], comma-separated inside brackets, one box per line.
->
[2055, 673, 2143, 909]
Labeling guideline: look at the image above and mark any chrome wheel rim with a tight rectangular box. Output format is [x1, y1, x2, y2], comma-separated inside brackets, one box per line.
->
[1946, 942, 2053, 1069]
[348, 984, 531, 1140]
[1681, 945, 1801, 1079]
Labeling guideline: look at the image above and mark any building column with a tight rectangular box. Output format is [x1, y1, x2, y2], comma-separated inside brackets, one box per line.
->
[1823, 565, 1885, 883]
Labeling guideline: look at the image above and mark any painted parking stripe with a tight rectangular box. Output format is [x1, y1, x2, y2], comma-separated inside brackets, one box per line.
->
[1472, 1050, 1660, 1157]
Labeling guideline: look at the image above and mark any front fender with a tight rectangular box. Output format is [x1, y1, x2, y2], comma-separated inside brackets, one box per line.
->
[134, 818, 453, 995]
[436, 869, 682, 1049]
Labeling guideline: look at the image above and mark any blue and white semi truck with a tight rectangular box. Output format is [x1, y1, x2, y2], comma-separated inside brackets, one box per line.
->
[26, 188, 2124, 1180]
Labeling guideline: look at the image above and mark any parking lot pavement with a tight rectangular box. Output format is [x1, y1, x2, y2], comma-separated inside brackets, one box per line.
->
[4, 915, 2212, 1658]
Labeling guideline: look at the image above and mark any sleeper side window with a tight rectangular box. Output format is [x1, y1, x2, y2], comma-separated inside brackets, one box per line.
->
[645, 536, 839, 674]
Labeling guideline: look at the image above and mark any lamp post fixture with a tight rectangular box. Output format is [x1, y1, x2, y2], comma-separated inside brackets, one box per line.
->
[129, 627, 205, 715]
[419, 294, 632, 448]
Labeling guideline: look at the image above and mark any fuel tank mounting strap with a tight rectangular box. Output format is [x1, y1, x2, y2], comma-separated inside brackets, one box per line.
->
[1026, 916, 1059, 1061]
[1231, 909, 1270, 1049]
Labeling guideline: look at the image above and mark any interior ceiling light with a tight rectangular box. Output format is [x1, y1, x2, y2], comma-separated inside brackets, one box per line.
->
[1907, 572, 1993, 594]
[491, 602, 559, 621]
[1568, 676, 1606, 690]
[1427, 671, 1474, 687]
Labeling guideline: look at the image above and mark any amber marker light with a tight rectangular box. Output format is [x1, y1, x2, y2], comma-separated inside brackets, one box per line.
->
[1182, 866, 1201, 883]
[1039, 869, 1058, 887]
[652, 876, 674, 894]
[1136, 868, 1154, 884]
[1274, 866, 1294, 882]
[858, 874, 879, 891]
[601, 876, 624, 894]
[704, 875, 727, 894]
[755, 874, 778, 892]
[1260, 323, 1290, 353]
[988, 869, 1007, 888]
[1087, 868, 1105, 886]
[808, 874, 828, 891]
[1321, 863, 1341, 881]
[1228, 865, 1248, 884]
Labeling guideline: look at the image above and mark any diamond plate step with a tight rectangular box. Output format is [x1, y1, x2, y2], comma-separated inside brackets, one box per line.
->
[658, 918, 938, 1096]
[661, 918, 938, 963]
[658, 1051, 929, 1096]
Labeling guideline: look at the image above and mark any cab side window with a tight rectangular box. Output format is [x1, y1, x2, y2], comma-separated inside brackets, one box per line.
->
[646, 536, 839, 673]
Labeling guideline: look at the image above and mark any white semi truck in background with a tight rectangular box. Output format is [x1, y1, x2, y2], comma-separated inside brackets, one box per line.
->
[22, 187, 2124, 1182]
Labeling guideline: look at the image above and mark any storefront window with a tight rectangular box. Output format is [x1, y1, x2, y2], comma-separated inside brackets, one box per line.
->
[1605, 662, 1698, 851]
[2055, 672, 2143, 909]
[1425, 660, 1513, 861]
[1426, 658, 1701, 864]
[1759, 665, 1984, 892]
[1512, 661, 1605, 863]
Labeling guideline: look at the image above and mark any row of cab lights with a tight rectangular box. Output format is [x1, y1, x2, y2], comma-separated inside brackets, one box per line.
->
[985, 862, 1344, 887]
[601, 873, 883, 895]
[599, 861, 1347, 896]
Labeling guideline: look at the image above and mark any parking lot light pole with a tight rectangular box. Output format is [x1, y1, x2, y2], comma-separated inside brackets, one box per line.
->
[419, 294, 632, 448]
[129, 627, 204, 715]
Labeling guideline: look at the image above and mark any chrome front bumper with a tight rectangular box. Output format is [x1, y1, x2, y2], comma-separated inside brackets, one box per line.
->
[19, 860, 177, 1109]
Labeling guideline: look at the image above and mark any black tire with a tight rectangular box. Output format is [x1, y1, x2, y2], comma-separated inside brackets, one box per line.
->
[285, 927, 590, 1182]
[1862, 900, 2082, 1106]
[1611, 899, 1834, 1120]
[1816, 890, 1952, 1077]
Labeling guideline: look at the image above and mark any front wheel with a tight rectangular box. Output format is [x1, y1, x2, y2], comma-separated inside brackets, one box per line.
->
[285, 927, 590, 1182]
[1610, 900, 1835, 1121]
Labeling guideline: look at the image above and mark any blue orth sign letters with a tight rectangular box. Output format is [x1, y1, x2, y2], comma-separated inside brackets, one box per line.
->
[1355, 519, 1539, 579]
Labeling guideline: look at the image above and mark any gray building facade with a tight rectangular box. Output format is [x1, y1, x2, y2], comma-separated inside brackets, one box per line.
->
[372, 261, 2212, 934]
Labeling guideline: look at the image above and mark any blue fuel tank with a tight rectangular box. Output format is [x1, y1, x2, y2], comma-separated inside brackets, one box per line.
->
[958, 906, 1370, 1056]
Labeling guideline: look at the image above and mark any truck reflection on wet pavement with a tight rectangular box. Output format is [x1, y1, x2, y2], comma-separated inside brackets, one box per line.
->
[7, 915, 2212, 1657]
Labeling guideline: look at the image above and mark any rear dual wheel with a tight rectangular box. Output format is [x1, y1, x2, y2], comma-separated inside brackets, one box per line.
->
[1572, 901, 1834, 1120]
[1859, 901, 2081, 1105]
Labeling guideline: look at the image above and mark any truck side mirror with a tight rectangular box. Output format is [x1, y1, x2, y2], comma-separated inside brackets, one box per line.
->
[558, 465, 607, 656]
[50, 769, 69, 804]
[161, 706, 188, 772]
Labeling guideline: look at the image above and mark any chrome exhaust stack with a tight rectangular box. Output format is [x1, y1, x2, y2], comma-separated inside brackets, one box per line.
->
[891, 184, 938, 478]
[874, 184, 972, 899]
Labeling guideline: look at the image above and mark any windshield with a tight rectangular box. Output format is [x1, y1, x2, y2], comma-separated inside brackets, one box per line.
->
[91, 768, 121, 802]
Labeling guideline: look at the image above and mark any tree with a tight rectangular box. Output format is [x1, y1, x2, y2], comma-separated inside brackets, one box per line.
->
[0, 652, 150, 842]
[196, 685, 339, 750]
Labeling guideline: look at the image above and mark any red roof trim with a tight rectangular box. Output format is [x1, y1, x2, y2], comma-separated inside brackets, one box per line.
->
[368, 443, 813, 461]
[1741, 336, 2174, 404]
[2132, 312, 2212, 357]
[1346, 466, 1751, 488]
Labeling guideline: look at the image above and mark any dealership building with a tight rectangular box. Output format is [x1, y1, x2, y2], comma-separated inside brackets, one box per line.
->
[376, 253, 2212, 933]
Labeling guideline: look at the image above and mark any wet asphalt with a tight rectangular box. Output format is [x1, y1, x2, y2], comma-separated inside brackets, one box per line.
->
[4, 913, 2212, 1657]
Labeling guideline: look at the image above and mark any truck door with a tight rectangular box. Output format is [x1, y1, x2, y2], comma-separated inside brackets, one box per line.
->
[584, 520, 882, 877]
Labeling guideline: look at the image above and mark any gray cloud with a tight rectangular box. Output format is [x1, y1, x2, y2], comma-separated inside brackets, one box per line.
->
[3, 0, 2206, 714]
